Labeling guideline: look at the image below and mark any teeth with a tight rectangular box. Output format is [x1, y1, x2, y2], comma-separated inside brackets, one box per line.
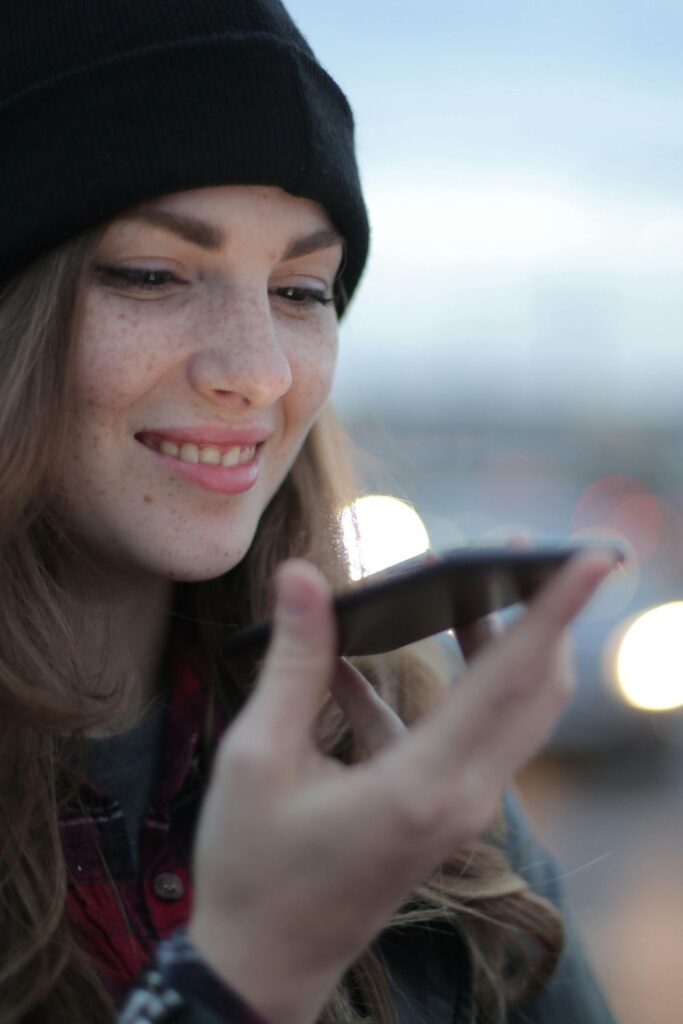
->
[150, 437, 256, 468]
[179, 443, 200, 464]
[222, 447, 241, 467]
[199, 446, 221, 465]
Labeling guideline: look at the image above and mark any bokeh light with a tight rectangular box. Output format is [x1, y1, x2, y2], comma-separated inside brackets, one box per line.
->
[341, 495, 430, 580]
[611, 603, 683, 713]
[573, 475, 662, 562]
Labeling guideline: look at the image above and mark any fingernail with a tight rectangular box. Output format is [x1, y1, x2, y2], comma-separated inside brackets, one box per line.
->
[583, 552, 619, 584]
[277, 570, 311, 616]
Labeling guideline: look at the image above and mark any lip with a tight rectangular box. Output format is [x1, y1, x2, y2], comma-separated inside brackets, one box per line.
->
[136, 429, 267, 496]
[135, 424, 272, 448]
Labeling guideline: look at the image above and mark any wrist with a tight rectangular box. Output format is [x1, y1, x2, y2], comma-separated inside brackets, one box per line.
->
[158, 929, 269, 1024]
[188, 915, 335, 1024]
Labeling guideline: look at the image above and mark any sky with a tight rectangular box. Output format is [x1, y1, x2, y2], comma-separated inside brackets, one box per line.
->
[285, 0, 683, 423]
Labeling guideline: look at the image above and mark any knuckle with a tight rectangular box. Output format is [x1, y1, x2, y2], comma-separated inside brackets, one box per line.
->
[456, 797, 492, 843]
[446, 767, 499, 841]
[389, 784, 455, 843]
[389, 780, 494, 851]
[542, 656, 575, 713]
[448, 786, 495, 844]
[267, 635, 332, 679]
[216, 730, 275, 783]
[549, 673, 574, 714]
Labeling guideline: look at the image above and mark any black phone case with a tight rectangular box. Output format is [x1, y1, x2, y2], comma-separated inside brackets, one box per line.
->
[222, 544, 623, 659]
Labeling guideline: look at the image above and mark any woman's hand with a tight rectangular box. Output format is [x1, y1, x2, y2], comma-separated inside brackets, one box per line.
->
[189, 552, 615, 1024]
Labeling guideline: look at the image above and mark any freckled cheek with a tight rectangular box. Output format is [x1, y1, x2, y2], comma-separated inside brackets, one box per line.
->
[73, 313, 182, 410]
[287, 333, 337, 420]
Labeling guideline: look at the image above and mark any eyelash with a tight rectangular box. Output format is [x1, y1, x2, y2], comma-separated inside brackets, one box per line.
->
[95, 265, 181, 291]
[94, 265, 335, 307]
[271, 286, 334, 308]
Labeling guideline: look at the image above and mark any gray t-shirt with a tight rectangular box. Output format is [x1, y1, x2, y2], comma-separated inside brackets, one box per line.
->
[85, 700, 168, 870]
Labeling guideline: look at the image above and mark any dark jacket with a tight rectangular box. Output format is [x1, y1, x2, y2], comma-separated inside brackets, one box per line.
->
[119, 791, 618, 1024]
[380, 791, 617, 1024]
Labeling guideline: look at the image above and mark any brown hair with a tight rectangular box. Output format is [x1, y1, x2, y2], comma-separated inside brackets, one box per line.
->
[0, 237, 562, 1024]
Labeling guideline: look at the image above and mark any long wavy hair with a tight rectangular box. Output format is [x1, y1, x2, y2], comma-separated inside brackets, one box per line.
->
[0, 236, 563, 1024]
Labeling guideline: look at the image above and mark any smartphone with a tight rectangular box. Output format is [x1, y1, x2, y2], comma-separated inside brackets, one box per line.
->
[222, 543, 624, 659]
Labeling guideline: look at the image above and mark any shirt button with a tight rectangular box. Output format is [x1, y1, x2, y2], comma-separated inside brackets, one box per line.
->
[153, 872, 185, 902]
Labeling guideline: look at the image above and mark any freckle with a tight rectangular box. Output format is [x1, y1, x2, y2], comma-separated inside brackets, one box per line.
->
[143, 493, 155, 504]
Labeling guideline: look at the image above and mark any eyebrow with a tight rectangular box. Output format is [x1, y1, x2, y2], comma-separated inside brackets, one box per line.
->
[126, 209, 225, 250]
[124, 209, 344, 259]
[283, 228, 344, 260]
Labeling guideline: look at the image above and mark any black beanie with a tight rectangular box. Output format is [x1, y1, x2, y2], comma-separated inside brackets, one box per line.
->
[0, 0, 369, 305]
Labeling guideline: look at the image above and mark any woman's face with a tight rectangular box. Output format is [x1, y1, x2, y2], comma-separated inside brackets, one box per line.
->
[54, 185, 343, 584]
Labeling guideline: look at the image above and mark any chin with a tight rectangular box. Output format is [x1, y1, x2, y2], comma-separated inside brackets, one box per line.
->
[165, 565, 236, 584]
[157, 542, 254, 584]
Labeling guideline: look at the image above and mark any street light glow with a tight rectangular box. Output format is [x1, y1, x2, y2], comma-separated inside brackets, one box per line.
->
[341, 495, 430, 580]
[614, 602, 683, 712]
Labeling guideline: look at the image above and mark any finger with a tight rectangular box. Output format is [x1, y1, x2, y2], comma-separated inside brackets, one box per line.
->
[239, 560, 336, 753]
[453, 538, 529, 661]
[506, 533, 532, 551]
[462, 551, 615, 714]
[454, 613, 504, 662]
[454, 535, 561, 660]
[401, 551, 617, 776]
[522, 550, 617, 633]
[330, 659, 406, 756]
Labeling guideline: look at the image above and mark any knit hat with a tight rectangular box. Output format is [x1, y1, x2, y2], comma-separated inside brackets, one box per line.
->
[0, 0, 369, 306]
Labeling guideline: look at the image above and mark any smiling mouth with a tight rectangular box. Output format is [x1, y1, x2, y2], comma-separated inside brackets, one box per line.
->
[137, 435, 257, 468]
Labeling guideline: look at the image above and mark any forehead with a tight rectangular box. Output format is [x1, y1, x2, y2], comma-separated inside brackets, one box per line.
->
[97, 186, 345, 262]
[131, 185, 337, 234]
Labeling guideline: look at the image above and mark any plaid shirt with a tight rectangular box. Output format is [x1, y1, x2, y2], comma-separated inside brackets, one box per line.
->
[59, 630, 264, 1022]
[58, 633, 619, 1024]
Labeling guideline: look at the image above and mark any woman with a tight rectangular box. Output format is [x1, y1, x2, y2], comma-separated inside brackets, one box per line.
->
[0, 2, 619, 1023]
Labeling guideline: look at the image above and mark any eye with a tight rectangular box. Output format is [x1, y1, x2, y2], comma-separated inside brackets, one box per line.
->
[270, 285, 334, 308]
[94, 264, 188, 294]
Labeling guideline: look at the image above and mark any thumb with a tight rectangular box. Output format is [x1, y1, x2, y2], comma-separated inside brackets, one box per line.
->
[242, 559, 337, 753]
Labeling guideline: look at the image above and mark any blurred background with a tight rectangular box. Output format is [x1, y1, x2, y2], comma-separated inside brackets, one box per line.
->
[289, 2, 683, 1020]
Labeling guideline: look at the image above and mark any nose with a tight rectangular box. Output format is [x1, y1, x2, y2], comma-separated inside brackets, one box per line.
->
[187, 292, 293, 409]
